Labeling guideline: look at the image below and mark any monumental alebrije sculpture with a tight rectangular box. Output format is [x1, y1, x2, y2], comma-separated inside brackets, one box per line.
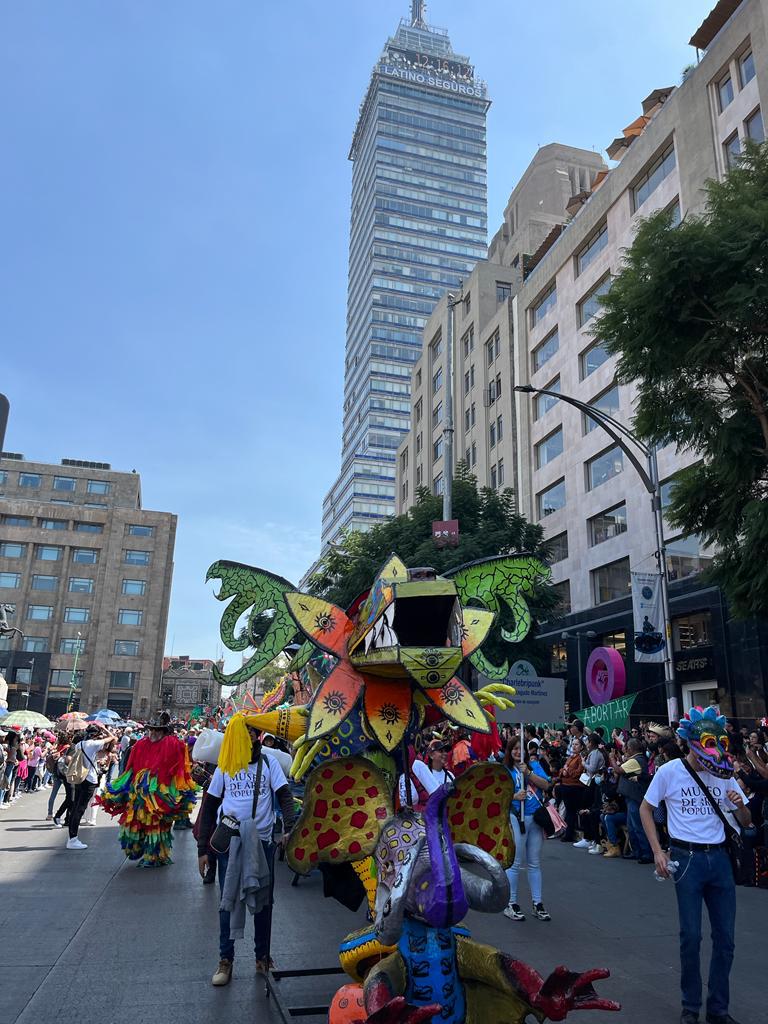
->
[208, 552, 620, 1023]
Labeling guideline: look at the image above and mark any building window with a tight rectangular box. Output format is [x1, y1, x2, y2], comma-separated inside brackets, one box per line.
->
[36, 545, 62, 561]
[496, 415, 503, 442]
[0, 572, 20, 588]
[401, 479, 408, 503]
[724, 131, 741, 170]
[740, 50, 755, 86]
[578, 276, 611, 327]
[489, 422, 496, 448]
[114, 640, 140, 656]
[592, 557, 631, 604]
[415, 368, 422, 388]
[745, 107, 765, 142]
[587, 445, 624, 490]
[64, 607, 90, 623]
[550, 640, 568, 673]
[27, 604, 53, 621]
[19, 473, 41, 488]
[471, 442, 477, 466]
[432, 402, 443, 429]
[464, 408, 470, 432]
[531, 281, 557, 325]
[486, 330, 500, 366]
[415, 398, 423, 423]
[415, 464, 423, 487]
[549, 531, 569, 563]
[490, 464, 497, 489]
[580, 340, 610, 379]
[39, 518, 68, 530]
[496, 281, 511, 304]
[584, 382, 620, 433]
[534, 377, 560, 419]
[633, 143, 676, 209]
[415, 432, 422, 454]
[589, 503, 628, 546]
[50, 499, 73, 505]
[537, 478, 566, 518]
[464, 370, 470, 395]
[0, 542, 25, 558]
[532, 329, 559, 372]
[118, 608, 143, 626]
[50, 668, 83, 687]
[430, 333, 442, 361]
[432, 367, 443, 395]
[718, 73, 734, 112]
[124, 550, 151, 566]
[553, 579, 571, 615]
[87, 480, 111, 495]
[31, 574, 58, 591]
[433, 437, 443, 461]
[69, 577, 94, 593]
[433, 473, 444, 497]
[470, 402, 476, 427]
[668, 198, 682, 227]
[462, 325, 474, 356]
[3, 515, 32, 527]
[535, 427, 564, 468]
[72, 548, 98, 564]
[673, 610, 712, 650]
[122, 579, 146, 596]
[60, 637, 86, 655]
[109, 670, 137, 689]
[22, 636, 48, 653]
[463, 293, 471, 317]
[74, 521, 104, 534]
[53, 476, 76, 491]
[666, 535, 714, 581]
[498, 458, 504, 486]
[576, 223, 608, 276]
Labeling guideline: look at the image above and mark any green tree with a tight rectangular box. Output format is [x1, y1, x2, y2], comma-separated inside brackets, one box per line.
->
[307, 465, 559, 672]
[595, 143, 768, 617]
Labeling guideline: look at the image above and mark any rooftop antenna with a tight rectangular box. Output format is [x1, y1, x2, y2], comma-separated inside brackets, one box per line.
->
[411, 0, 427, 28]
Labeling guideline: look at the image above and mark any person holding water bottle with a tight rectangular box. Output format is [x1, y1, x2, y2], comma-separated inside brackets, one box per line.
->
[640, 707, 752, 1024]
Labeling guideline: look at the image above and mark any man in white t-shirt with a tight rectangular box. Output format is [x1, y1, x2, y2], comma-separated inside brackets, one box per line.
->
[640, 707, 751, 1024]
[197, 722, 297, 987]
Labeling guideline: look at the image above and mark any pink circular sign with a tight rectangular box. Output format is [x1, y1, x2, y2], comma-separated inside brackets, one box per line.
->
[585, 647, 626, 705]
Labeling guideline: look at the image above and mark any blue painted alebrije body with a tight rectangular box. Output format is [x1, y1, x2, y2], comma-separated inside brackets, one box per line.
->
[398, 919, 469, 1024]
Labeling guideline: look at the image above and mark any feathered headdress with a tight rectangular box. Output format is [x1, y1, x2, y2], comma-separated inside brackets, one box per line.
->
[676, 705, 727, 741]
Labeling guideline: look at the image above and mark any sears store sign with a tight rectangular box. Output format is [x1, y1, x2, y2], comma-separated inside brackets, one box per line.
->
[380, 64, 486, 99]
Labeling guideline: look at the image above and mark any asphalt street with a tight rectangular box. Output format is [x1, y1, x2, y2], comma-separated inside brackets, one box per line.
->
[0, 787, 765, 1024]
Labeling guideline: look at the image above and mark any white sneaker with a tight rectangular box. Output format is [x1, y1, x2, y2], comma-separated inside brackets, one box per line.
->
[573, 838, 591, 849]
[588, 842, 604, 855]
[503, 902, 526, 921]
[52, 818, 63, 828]
[83, 820, 96, 826]
[66, 837, 88, 850]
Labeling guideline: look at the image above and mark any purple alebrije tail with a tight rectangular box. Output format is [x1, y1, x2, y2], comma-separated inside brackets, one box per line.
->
[422, 781, 468, 929]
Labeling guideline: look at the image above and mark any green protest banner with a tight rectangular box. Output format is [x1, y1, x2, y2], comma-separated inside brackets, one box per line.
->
[576, 693, 638, 736]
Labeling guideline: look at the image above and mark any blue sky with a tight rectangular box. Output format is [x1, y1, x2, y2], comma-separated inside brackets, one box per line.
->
[2, 1, 709, 667]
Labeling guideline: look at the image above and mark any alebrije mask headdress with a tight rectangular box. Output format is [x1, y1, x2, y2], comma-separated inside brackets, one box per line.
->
[676, 705, 733, 779]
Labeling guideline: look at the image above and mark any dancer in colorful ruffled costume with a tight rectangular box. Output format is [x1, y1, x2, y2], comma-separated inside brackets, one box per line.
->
[98, 710, 196, 866]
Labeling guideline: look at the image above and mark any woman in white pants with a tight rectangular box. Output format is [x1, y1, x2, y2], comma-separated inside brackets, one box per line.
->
[502, 737, 552, 922]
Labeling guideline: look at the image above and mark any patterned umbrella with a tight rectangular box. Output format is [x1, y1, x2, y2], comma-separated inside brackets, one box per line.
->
[2, 710, 54, 730]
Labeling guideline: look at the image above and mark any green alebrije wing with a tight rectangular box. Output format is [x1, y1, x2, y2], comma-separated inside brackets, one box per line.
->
[206, 561, 298, 686]
[288, 639, 314, 673]
[447, 555, 552, 680]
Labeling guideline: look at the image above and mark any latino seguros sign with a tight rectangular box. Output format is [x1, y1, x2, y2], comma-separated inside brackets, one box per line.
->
[380, 64, 487, 99]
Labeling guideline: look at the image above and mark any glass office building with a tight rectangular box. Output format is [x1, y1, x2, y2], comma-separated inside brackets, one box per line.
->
[320, 3, 489, 547]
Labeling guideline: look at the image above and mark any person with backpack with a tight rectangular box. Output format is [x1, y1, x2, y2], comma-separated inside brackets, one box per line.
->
[45, 735, 71, 821]
[64, 723, 114, 850]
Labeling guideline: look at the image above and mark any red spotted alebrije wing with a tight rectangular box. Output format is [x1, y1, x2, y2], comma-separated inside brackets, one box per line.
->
[447, 761, 515, 868]
[286, 757, 393, 874]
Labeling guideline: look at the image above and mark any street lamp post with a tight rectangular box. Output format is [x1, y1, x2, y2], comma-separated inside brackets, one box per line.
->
[515, 384, 678, 723]
[561, 629, 596, 712]
[67, 632, 84, 713]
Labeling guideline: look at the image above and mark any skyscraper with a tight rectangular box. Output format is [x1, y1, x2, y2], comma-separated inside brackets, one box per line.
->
[320, 1, 489, 548]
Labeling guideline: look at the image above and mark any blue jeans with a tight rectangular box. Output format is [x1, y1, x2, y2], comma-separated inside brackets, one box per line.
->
[506, 813, 544, 904]
[626, 798, 652, 858]
[217, 841, 275, 962]
[671, 845, 735, 1017]
[47, 776, 64, 815]
[603, 811, 627, 845]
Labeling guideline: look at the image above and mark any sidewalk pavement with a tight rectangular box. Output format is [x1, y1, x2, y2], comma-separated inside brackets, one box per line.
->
[1, 786, 765, 1024]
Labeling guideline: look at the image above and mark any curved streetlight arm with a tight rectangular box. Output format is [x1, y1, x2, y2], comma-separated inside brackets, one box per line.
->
[514, 386, 654, 492]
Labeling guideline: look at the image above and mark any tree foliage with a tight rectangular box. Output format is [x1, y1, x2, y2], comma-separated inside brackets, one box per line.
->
[595, 143, 768, 617]
[306, 465, 559, 672]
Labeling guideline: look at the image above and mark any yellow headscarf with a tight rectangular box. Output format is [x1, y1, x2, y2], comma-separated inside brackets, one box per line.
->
[217, 707, 308, 776]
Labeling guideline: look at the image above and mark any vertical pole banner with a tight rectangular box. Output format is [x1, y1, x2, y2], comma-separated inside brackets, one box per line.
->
[631, 571, 666, 663]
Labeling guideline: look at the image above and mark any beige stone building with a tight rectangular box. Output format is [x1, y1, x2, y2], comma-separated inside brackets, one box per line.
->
[0, 454, 176, 720]
[396, 0, 768, 720]
[160, 655, 223, 721]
